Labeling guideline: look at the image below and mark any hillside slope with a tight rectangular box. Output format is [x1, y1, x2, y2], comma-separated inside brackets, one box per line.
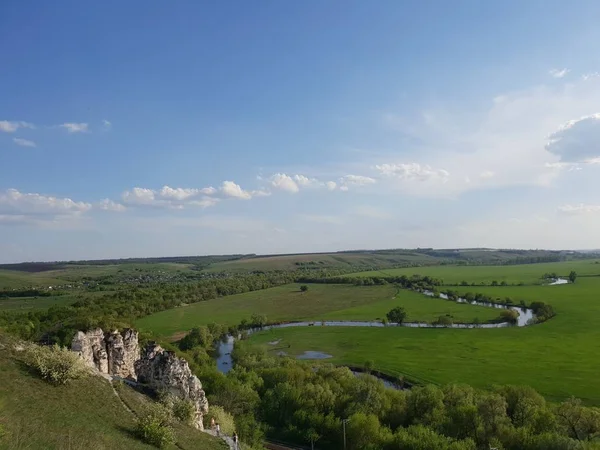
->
[0, 334, 226, 450]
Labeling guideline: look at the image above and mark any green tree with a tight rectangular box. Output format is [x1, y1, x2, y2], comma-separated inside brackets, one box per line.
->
[250, 313, 267, 328]
[386, 307, 407, 324]
[300, 285, 309, 292]
[569, 271, 577, 283]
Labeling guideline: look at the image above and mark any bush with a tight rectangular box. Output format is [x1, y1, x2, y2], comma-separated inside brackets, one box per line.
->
[435, 315, 454, 326]
[499, 309, 519, 324]
[172, 398, 196, 425]
[25, 344, 88, 385]
[135, 403, 175, 448]
[205, 405, 235, 435]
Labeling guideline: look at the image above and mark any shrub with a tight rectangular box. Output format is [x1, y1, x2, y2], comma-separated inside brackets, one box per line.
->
[135, 403, 175, 448]
[300, 285, 309, 292]
[499, 309, 519, 324]
[205, 405, 235, 435]
[435, 315, 454, 326]
[172, 398, 196, 425]
[25, 344, 87, 385]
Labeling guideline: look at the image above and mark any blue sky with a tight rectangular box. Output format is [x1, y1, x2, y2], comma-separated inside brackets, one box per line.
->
[2, 1, 600, 262]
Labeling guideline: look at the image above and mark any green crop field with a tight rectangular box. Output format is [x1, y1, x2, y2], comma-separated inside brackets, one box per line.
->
[249, 274, 600, 404]
[347, 259, 600, 285]
[136, 283, 502, 339]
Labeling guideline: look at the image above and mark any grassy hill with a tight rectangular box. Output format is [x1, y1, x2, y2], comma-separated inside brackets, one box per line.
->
[0, 334, 226, 450]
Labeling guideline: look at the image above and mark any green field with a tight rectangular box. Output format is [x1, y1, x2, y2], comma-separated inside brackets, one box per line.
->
[136, 283, 502, 338]
[249, 274, 600, 404]
[348, 259, 600, 285]
[0, 270, 69, 289]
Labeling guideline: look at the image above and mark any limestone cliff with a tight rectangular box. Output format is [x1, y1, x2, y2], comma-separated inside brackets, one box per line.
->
[72, 329, 209, 430]
[71, 328, 139, 379]
[135, 342, 209, 430]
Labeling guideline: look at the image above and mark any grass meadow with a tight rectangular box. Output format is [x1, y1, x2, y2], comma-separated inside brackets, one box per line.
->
[250, 275, 600, 404]
[135, 283, 501, 339]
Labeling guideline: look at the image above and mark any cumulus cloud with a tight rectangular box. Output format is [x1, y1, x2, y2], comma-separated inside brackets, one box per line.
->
[325, 181, 337, 191]
[549, 68, 569, 78]
[13, 138, 36, 148]
[122, 181, 259, 209]
[545, 113, 600, 162]
[97, 199, 126, 212]
[557, 204, 600, 215]
[220, 181, 252, 199]
[375, 163, 449, 181]
[159, 186, 201, 201]
[0, 189, 91, 216]
[60, 122, 89, 133]
[122, 187, 156, 205]
[0, 120, 35, 133]
[270, 173, 299, 193]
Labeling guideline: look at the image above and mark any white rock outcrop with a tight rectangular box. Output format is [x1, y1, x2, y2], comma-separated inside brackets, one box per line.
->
[71, 328, 139, 379]
[135, 342, 209, 430]
[72, 329, 209, 430]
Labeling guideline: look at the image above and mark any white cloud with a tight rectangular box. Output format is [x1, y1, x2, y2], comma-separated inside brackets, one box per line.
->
[102, 119, 112, 129]
[13, 138, 36, 148]
[339, 174, 377, 186]
[189, 197, 220, 208]
[60, 122, 89, 133]
[479, 170, 494, 179]
[371, 74, 600, 198]
[200, 186, 217, 195]
[98, 199, 126, 212]
[122, 187, 156, 205]
[220, 181, 252, 199]
[0, 188, 91, 216]
[582, 72, 600, 81]
[545, 113, 600, 162]
[0, 121, 35, 133]
[270, 173, 300, 193]
[268, 173, 341, 193]
[159, 186, 200, 201]
[557, 204, 600, 215]
[549, 68, 569, 78]
[121, 181, 262, 209]
[375, 163, 449, 181]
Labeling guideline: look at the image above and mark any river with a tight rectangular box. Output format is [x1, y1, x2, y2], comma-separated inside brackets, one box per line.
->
[214, 289, 538, 380]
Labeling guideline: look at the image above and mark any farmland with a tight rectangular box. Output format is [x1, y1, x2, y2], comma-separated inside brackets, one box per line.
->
[348, 259, 600, 285]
